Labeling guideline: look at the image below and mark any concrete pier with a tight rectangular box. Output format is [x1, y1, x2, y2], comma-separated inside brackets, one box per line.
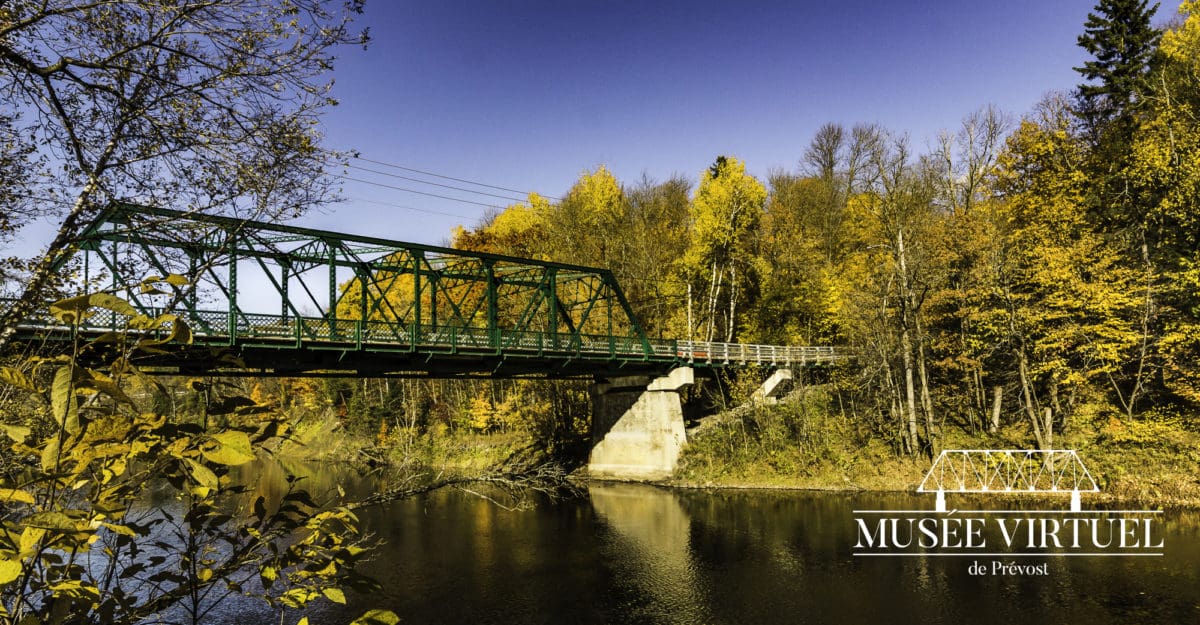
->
[587, 367, 694, 480]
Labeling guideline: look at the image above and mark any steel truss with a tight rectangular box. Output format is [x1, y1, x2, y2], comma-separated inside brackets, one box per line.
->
[6, 202, 847, 378]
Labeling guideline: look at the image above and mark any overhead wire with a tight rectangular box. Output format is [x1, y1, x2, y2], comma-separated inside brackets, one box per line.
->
[345, 196, 473, 220]
[346, 163, 527, 203]
[353, 155, 563, 202]
[334, 174, 507, 209]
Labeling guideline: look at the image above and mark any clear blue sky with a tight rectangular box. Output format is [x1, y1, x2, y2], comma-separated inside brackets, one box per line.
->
[7, 0, 1123, 255]
[308, 0, 1111, 244]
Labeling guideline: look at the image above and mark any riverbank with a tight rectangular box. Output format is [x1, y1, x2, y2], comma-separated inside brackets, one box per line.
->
[274, 388, 1200, 508]
[668, 388, 1200, 509]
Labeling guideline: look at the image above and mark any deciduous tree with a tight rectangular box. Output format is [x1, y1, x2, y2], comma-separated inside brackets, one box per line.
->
[0, 0, 368, 348]
[682, 156, 766, 343]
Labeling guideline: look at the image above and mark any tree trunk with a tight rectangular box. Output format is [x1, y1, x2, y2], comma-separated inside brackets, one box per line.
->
[726, 263, 737, 342]
[973, 366, 986, 430]
[0, 176, 104, 349]
[1017, 347, 1046, 450]
[990, 385, 1003, 433]
[706, 261, 722, 343]
[687, 282, 694, 341]
[901, 326, 921, 456]
[895, 228, 923, 456]
[915, 315, 936, 455]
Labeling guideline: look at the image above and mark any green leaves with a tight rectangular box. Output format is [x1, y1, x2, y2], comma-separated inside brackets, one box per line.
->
[50, 292, 138, 324]
[50, 366, 79, 436]
[0, 559, 21, 585]
[0, 366, 40, 392]
[349, 609, 401, 625]
[23, 511, 84, 532]
[202, 431, 256, 466]
[1, 424, 31, 443]
[0, 488, 36, 505]
[185, 458, 220, 491]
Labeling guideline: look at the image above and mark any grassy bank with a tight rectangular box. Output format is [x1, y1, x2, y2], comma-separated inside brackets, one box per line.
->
[671, 387, 1200, 508]
[267, 385, 1200, 508]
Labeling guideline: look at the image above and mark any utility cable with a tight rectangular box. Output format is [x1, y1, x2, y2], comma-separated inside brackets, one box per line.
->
[334, 175, 506, 210]
[352, 156, 563, 202]
[346, 164, 527, 203]
[344, 196, 473, 220]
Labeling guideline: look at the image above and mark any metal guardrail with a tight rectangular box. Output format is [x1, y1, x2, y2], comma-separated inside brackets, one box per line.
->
[675, 340, 845, 366]
[1, 298, 848, 368]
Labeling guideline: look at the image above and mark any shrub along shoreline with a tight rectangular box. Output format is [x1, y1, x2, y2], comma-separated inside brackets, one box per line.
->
[664, 387, 1200, 509]
[278, 384, 1200, 509]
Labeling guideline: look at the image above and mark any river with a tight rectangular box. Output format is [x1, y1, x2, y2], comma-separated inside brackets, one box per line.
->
[207, 463, 1199, 625]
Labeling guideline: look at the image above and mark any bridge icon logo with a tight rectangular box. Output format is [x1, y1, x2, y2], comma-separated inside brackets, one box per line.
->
[853, 449, 1163, 560]
[917, 449, 1100, 512]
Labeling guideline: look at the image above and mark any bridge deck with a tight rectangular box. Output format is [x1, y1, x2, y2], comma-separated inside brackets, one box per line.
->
[7, 304, 845, 378]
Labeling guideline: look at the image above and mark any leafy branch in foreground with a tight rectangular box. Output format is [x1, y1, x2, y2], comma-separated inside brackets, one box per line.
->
[0, 285, 395, 625]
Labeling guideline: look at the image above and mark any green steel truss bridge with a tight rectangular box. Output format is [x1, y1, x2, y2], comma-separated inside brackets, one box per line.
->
[6, 203, 846, 378]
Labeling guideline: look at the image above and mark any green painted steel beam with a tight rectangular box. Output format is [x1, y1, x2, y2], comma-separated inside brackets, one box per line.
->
[28, 201, 676, 376]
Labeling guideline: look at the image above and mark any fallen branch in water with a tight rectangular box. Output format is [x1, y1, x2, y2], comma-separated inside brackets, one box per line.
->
[348, 463, 577, 511]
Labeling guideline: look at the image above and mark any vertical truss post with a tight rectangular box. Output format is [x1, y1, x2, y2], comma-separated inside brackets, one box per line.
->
[281, 263, 289, 321]
[546, 268, 557, 350]
[327, 243, 337, 340]
[188, 253, 199, 315]
[486, 260, 498, 350]
[429, 269, 439, 331]
[228, 233, 238, 343]
[607, 283, 614, 356]
[357, 268, 368, 340]
[412, 251, 423, 345]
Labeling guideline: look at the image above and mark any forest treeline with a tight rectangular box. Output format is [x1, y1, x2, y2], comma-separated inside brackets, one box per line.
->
[394, 0, 1200, 459]
[4, 1, 1198, 468]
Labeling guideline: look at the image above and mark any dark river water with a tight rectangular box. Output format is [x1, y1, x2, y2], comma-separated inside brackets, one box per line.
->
[212, 463, 1200, 625]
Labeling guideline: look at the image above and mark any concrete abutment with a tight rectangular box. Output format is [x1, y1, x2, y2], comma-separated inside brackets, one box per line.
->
[587, 367, 694, 480]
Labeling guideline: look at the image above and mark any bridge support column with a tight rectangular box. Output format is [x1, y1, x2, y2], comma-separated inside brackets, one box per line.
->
[588, 367, 694, 480]
[750, 368, 793, 405]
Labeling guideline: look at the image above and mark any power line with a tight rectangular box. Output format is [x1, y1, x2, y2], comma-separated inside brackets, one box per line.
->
[335, 175, 506, 210]
[352, 155, 564, 202]
[346, 163, 526, 203]
[345, 196, 473, 220]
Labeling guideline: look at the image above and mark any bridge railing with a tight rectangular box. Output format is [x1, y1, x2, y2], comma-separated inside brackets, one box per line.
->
[3, 298, 847, 368]
[675, 340, 845, 366]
